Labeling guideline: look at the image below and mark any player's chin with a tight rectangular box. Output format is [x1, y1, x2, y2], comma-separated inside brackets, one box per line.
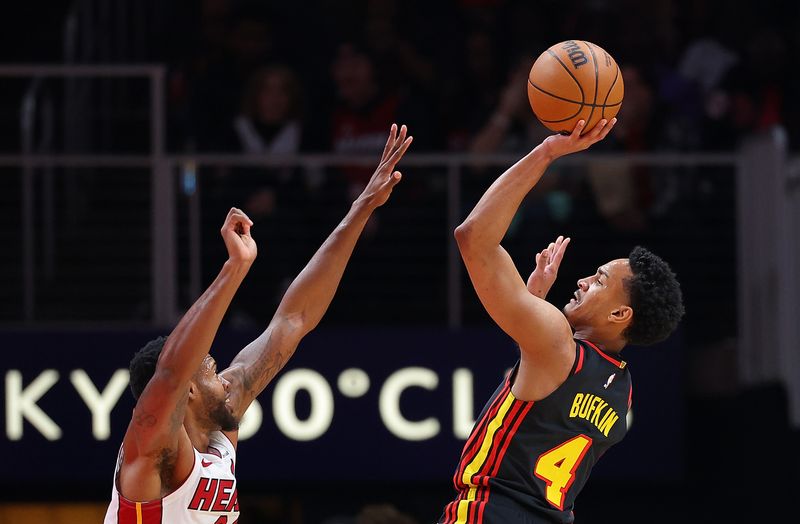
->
[563, 298, 578, 314]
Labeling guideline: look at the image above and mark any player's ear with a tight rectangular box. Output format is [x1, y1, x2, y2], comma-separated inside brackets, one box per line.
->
[188, 381, 198, 400]
[609, 305, 632, 325]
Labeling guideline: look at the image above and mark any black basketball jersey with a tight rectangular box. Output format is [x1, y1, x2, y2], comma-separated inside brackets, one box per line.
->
[440, 339, 632, 524]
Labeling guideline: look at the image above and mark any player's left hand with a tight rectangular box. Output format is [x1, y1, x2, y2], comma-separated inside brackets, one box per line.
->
[541, 118, 616, 160]
[357, 123, 413, 210]
[527, 235, 570, 299]
[220, 207, 257, 264]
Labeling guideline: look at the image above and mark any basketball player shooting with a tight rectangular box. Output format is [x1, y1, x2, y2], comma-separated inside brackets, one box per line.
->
[104, 124, 412, 523]
[439, 119, 683, 523]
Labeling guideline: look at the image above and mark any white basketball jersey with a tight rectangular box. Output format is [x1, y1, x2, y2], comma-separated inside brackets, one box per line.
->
[104, 431, 240, 524]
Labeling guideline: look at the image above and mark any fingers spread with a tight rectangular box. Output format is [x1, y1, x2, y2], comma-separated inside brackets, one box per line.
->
[387, 136, 413, 165]
[553, 236, 571, 264]
[388, 125, 408, 159]
[381, 123, 398, 161]
[396, 124, 407, 147]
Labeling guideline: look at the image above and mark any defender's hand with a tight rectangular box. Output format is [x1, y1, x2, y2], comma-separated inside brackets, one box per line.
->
[221, 207, 257, 264]
[527, 235, 570, 299]
[541, 118, 616, 160]
[358, 123, 413, 210]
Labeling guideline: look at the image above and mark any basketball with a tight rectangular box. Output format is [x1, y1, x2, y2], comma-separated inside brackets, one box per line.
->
[527, 40, 624, 134]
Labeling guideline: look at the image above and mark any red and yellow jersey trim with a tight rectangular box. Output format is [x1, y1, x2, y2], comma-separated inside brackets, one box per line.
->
[117, 497, 162, 524]
[582, 340, 626, 369]
[442, 379, 533, 524]
[573, 344, 585, 374]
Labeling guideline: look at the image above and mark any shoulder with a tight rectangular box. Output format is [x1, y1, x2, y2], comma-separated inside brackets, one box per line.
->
[515, 299, 576, 361]
[514, 337, 578, 401]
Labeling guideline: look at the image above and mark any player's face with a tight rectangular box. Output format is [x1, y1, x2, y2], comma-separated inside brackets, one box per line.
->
[196, 356, 238, 432]
[563, 258, 632, 328]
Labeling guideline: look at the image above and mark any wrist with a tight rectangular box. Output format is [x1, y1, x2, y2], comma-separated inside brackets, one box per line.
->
[532, 140, 558, 164]
[224, 257, 253, 275]
[352, 195, 377, 214]
[528, 278, 549, 300]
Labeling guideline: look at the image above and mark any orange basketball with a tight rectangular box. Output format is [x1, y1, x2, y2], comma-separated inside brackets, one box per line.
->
[527, 40, 624, 134]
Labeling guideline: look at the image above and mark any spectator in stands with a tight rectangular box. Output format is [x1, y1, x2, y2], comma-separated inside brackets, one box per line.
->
[362, 0, 438, 96]
[184, 6, 278, 151]
[328, 40, 431, 200]
[201, 64, 312, 324]
[716, 28, 789, 144]
[441, 25, 507, 151]
[584, 64, 655, 233]
[468, 60, 548, 155]
[233, 66, 303, 161]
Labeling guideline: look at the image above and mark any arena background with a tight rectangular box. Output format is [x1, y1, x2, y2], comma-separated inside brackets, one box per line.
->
[1, 0, 798, 522]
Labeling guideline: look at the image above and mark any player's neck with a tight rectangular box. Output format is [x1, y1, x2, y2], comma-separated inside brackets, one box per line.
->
[183, 414, 216, 453]
[573, 328, 626, 353]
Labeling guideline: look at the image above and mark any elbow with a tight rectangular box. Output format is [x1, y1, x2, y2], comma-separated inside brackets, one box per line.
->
[281, 312, 309, 342]
[454, 221, 475, 251]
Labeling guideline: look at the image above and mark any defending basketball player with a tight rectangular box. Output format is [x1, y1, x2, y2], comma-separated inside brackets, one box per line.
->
[104, 124, 413, 523]
[439, 118, 683, 523]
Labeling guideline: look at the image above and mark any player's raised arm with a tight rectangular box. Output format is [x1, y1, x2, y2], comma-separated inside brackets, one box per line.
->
[118, 208, 256, 500]
[221, 123, 413, 423]
[455, 120, 615, 364]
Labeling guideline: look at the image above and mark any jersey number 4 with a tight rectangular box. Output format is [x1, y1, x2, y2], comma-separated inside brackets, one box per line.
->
[533, 434, 592, 510]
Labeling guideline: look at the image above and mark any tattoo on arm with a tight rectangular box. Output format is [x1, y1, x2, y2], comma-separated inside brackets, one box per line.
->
[244, 346, 289, 396]
[238, 332, 295, 401]
[135, 412, 157, 428]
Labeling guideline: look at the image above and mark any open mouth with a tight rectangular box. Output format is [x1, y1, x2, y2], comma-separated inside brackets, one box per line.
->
[572, 291, 581, 303]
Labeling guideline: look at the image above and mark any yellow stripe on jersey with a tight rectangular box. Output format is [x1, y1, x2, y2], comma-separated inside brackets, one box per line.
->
[455, 391, 516, 523]
[135, 502, 142, 524]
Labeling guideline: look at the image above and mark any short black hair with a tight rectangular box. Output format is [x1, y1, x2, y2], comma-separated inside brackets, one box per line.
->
[129, 336, 167, 401]
[622, 247, 684, 346]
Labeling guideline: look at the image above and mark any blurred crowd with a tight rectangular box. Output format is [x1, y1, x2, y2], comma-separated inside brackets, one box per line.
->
[6, 0, 798, 337]
[154, 0, 800, 339]
[165, 0, 800, 156]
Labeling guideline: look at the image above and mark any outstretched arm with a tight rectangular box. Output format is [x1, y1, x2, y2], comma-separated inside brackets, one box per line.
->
[119, 208, 256, 500]
[455, 119, 615, 362]
[221, 124, 413, 421]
